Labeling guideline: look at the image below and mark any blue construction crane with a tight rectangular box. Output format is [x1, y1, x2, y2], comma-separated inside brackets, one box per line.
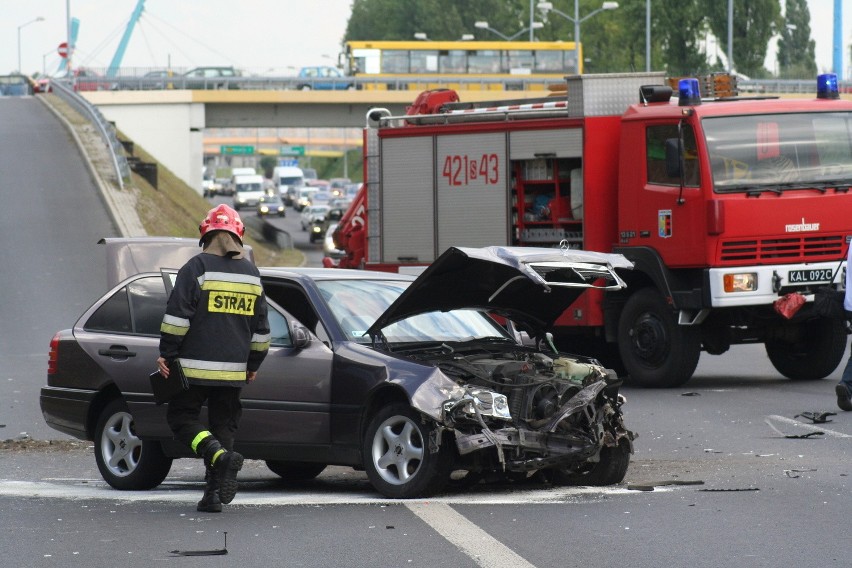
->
[833, 0, 843, 80]
[106, 0, 145, 78]
[57, 17, 79, 74]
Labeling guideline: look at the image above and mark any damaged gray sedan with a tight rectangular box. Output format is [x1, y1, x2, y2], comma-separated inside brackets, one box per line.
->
[42, 240, 634, 499]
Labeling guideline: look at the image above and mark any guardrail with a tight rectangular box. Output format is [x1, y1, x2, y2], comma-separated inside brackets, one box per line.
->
[49, 80, 130, 190]
[47, 72, 847, 96]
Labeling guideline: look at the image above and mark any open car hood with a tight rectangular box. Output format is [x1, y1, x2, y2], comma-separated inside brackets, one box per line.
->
[367, 246, 633, 338]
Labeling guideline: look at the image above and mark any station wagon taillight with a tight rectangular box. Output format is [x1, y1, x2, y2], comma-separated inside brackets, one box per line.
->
[48, 332, 59, 375]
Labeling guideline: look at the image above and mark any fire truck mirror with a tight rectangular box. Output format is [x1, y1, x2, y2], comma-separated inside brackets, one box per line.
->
[665, 138, 682, 178]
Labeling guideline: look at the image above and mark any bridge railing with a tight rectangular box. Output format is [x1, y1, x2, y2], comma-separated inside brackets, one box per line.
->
[50, 80, 130, 190]
[50, 71, 847, 96]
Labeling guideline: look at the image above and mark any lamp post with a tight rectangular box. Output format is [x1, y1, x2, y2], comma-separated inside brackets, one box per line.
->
[18, 17, 45, 73]
[475, 20, 544, 41]
[537, 1, 618, 74]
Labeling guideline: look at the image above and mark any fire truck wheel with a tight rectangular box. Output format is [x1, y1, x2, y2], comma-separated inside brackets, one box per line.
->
[617, 288, 701, 388]
[765, 316, 848, 380]
[363, 403, 452, 499]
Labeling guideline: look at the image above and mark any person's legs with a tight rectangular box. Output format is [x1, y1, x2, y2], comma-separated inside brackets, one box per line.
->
[205, 387, 244, 504]
[167, 386, 227, 512]
[836, 339, 852, 411]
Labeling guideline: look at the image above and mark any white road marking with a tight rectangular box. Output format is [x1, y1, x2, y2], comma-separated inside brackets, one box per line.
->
[0, 479, 636, 506]
[406, 502, 537, 568]
[766, 415, 852, 439]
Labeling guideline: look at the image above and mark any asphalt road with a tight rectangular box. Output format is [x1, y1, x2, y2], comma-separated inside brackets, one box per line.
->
[2, 95, 851, 568]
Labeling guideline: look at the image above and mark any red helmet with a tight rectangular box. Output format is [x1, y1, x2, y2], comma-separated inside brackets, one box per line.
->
[199, 204, 245, 245]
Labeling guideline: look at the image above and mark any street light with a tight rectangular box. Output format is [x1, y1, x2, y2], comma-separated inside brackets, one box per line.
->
[18, 16, 45, 73]
[475, 20, 544, 41]
[537, 1, 618, 74]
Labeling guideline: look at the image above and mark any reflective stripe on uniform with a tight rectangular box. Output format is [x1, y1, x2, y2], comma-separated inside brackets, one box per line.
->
[180, 358, 248, 382]
[251, 332, 271, 351]
[197, 271, 263, 296]
[191, 430, 213, 453]
[160, 314, 190, 336]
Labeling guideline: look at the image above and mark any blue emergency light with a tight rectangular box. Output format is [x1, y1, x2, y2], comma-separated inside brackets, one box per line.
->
[678, 78, 702, 106]
[817, 73, 840, 99]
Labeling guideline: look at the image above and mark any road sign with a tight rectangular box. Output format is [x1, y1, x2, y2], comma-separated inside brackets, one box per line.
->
[280, 145, 305, 156]
[221, 145, 254, 155]
[58, 42, 69, 59]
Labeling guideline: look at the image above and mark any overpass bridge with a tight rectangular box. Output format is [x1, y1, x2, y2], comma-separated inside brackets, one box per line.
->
[81, 89, 546, 191]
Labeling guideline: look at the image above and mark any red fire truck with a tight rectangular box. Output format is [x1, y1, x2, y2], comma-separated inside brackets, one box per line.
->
[329, 72, 850, 388]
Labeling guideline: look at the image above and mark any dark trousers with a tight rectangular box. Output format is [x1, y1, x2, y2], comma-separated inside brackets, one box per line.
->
[166, 384, 243, 453]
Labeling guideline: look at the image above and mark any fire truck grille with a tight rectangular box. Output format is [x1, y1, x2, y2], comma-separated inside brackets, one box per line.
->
[719, 234, 846, 264]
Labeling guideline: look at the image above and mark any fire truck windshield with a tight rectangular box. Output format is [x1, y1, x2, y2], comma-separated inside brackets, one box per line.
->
[703, 112, 852, 193]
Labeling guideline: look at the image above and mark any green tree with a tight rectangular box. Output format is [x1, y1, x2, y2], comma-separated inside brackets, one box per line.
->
[654, 0, 709, 76]
[703, 0, 780, 77]
[776, 0, 816, 78]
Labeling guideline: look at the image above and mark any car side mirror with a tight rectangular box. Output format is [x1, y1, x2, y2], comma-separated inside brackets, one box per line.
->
[291, 323, 311, 349]
[664, 138, 682, 178]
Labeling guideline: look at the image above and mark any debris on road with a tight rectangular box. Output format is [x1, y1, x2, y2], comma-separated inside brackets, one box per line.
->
[793, 411, 836, 424]
[764, 417, 824, 439]
[627, 479, 704, 492]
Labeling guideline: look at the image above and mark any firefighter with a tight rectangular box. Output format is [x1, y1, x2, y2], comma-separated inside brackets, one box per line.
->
[157, 204, 270, 512]
[836, 243, 852, 411]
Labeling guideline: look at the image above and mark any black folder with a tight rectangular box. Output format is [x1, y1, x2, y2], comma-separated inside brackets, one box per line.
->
[149, 360, 189, 405]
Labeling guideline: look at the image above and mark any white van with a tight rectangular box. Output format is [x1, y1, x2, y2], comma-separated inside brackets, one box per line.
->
[232, 174, 265, 210]
[222, 167, 256, 195]
[272, 166, 305, 204]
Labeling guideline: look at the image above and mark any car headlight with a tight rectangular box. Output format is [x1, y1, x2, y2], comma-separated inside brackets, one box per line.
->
[723, 272, 757, 292]
[444, 389, 512, 420]
[260, 205, 269, 213]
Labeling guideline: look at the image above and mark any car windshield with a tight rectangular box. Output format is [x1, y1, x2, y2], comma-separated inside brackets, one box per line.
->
[237, 183, 262, 192]
[280, 177, 303, 185]
[704, 112, 852, 193]
[315, 279, 509, 343]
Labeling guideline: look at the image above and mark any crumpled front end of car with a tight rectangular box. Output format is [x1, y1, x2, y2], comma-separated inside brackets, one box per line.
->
[409, 346, 634, 477]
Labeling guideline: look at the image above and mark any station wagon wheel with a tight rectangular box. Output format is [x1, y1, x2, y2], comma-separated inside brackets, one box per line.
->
[265, 460, 327, 481]
[363, 403, 451, 499]
[94, 399, 172, 490]
[548, 440, 631, 486]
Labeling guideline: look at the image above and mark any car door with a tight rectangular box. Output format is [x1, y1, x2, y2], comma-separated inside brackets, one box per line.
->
[237, 298, 334, 445]
[72, 274, 171, 437]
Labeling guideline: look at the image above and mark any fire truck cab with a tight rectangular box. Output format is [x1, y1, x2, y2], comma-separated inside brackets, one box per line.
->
[331, 73, 850, 387]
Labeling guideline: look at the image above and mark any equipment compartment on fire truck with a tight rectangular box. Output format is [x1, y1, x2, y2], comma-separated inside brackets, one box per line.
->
[512, 156, 583, 247]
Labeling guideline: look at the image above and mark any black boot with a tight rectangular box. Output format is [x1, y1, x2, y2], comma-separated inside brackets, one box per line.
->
[214, 450, 244, 505]
[198, 436, 243, 505]
[197, 466, 222, 513]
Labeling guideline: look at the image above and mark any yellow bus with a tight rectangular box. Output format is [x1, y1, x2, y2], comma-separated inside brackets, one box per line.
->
[343, 40, 579, 91]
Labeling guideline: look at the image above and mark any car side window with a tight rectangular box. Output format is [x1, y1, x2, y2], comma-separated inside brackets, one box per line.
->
[128, 276, 168, 336]
[85, 287, 132, 333]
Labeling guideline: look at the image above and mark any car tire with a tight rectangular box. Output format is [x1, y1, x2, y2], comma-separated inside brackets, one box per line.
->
[547, 440, 631, 486]
[617, 288, 700, 388]
[266, 460, 327, 481]
[94, 398, 172, 490]
[363, 403, 451, 499]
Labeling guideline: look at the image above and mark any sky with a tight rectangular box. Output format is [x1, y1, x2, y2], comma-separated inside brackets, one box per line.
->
[2, 0, 851, 78]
